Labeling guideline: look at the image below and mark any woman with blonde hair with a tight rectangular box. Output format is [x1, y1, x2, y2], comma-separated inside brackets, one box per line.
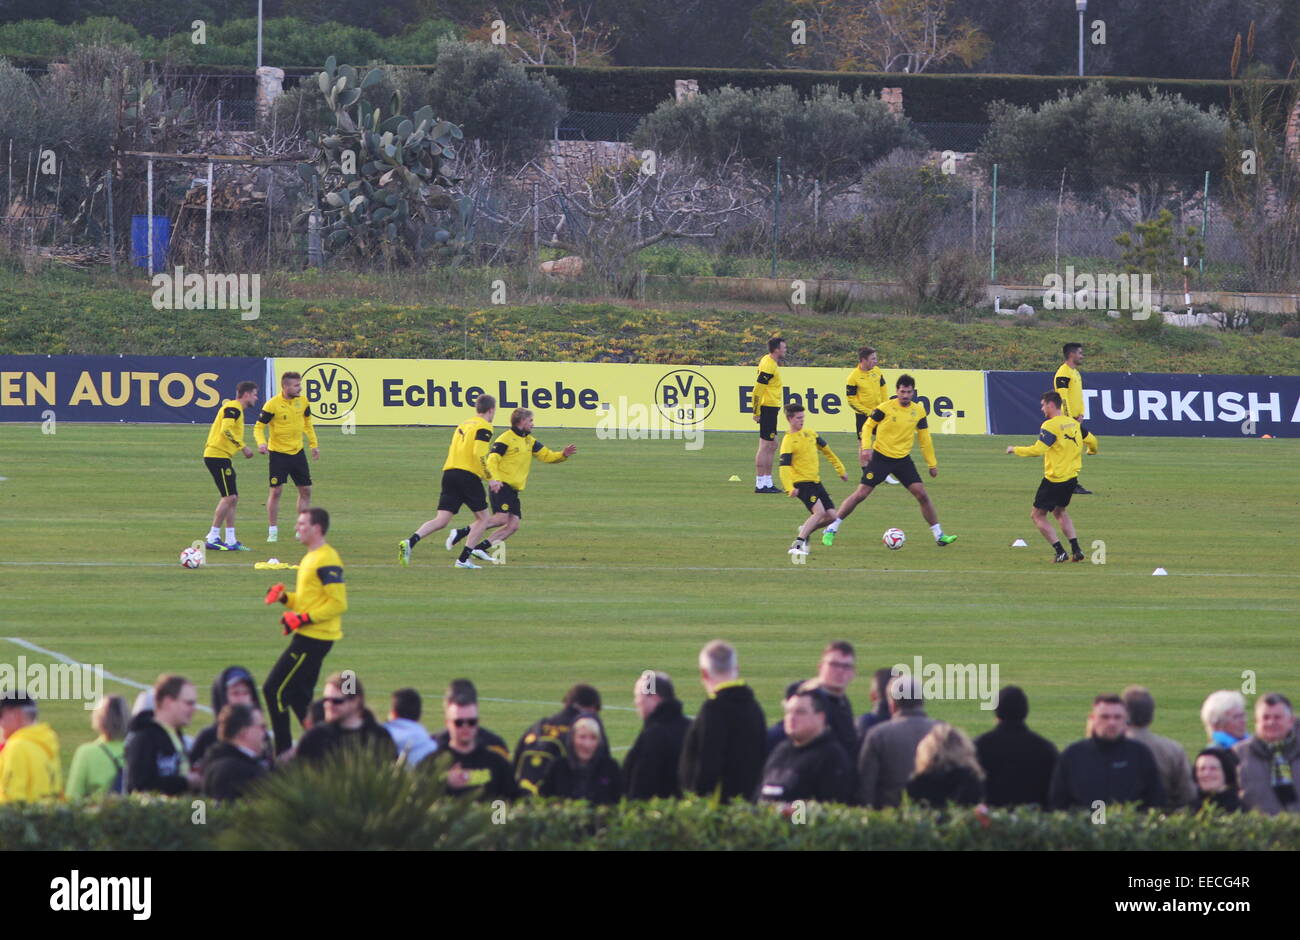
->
[906, 722, 985, 807]
[65, 695, 130, 799]
[538, 716, 622, 805]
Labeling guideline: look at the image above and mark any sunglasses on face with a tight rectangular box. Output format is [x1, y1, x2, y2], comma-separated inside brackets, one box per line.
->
[324, 697, 352, 706]
[452, 718, 479, 727]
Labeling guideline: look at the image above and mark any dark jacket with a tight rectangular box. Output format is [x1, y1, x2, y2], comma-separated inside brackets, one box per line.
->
[1048, 735, 1166, 811]
[679, 682, 767, 801]
[514, 705, 606, 792]
[189, 666, 264, 770]
[975, 719, 1060, 808]
[124, 711, 190, 795]
[426, 740, 519, 801]
[202, 741, 269, 801]
[906, 765, 985, 807]
[1196, 788, 1242, 813]
[623, 698, 691, 799]
[1192, 747, 1242, 813]
[296, 709, 397, 764]
[756, 730, 855, 805]
[539, 745, 623, 805]
[435, 726, 511, 761]
[765, 680, 857, 759]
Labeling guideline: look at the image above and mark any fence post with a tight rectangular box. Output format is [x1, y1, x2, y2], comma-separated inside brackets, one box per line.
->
[216, 100, 223, 133]
[532, 182, 540, 256]
[1200, 170, 1209, 278]
[989, 163, 998, 284]
[308, 174, 323, 267]
[204, 159, 213, 270]
[813, 177, 820, 228]
[970, 183, 977, 254]
[771, 156, 781, 278]
[147, 157, 154, 275]
[106, 166, 116, 272]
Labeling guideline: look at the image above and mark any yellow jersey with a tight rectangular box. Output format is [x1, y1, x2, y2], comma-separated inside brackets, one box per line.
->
[254, 393, 318, 454]
[443, 415, 494, 479]
[862, 398, 937, 468]
[779, 427, 846, 492]
[202, 399, 248, 458]
[485, 428, 568, 492]
[1013, 415, 1083, 483]
[753, 353, 782, 413]
[1053, 363, 1085, 421]
[845, 366, 887, 415]
[287, 543, 347, 641]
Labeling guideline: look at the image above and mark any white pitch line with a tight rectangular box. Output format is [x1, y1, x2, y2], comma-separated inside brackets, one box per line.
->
[2, 637, 213, 713]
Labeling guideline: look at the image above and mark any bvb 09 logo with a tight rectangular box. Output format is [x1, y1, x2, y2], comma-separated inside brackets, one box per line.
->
[654, 369, 716, 427]
[302, 362, 358, 421]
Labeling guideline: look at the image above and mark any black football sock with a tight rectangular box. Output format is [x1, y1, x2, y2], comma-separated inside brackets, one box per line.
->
[450, 526, 470, 546]
[1069, 538, 1081, 553]
[476, 540, 491, 551]
[459, 546, 471, 562]
[408, 533, 422, 547]
[1052, 541, 1064, 555]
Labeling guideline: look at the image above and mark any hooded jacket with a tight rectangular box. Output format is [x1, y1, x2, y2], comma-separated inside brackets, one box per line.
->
[124, 710, 190, 795]
[384, 718, 439, 767]
[189, 666, 264, 770]
[538, 727, 623, 805]
[679, 681, 767, 801]
[0, 721, 62, 803]
[296, 708, 398, 765]
[202, 741, 269, 801]
[624, 698, 691, 799]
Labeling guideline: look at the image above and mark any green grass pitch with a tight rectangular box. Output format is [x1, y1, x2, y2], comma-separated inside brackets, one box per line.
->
[1, 422, 1297, 770]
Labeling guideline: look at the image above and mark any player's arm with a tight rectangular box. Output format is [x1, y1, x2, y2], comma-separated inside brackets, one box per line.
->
[845, 373, 868, 415]
[285, 564, 348, 630]
[219, 406, 245, 450]
[475, 427, 494, 478]
[778, 435, 796, 493]
[1011, 427, 1054, 457]
[816, 435, 846, 478]
[753, 363, 774, 415]
[861, 409, 884, 458]
[253, 405, 273, 449]
[303, 405, 319, 451]
[531, 440, 569, 463]
[486, 437, 508, 479]
[1054, 373, 1073, 418]
[916, 416, 937, 469]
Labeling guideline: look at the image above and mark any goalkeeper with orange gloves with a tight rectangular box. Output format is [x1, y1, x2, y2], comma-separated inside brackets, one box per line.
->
[261, 507, 348, 755]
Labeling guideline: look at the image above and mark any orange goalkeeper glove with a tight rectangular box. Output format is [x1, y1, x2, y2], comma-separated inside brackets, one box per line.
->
[280, 611, 312, 634]
[264, 583, 288, 605]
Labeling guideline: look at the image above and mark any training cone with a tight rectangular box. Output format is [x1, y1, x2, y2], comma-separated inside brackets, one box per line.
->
[728, 475, 741, 482]
[1152, 567, 1168, 576]
[1011, 538, 1028, 547]
[1261, 434, 1274, 439]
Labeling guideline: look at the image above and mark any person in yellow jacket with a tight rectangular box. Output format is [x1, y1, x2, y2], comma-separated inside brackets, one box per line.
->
[255, 371, 320, 544]
[1006, 390, 1086, 563]
[201, 380, 260, 551]
[0, 694, 63, 804]
[1054, 343, 1100, 495]
[779, 403, 848, 558]
[446, 407, 576, 559]
[751, 337, 787, 493]
[262, 507, 348, 755]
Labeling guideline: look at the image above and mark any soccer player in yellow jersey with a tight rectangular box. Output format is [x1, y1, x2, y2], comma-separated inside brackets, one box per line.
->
[262, 507, 348, 755]
[1007, 390, 1086, 563]
[446, 407, 576, 558]
[845, 346, 887, 458]
[201, 381, 258, 551]
[779, 403, 848, 557]
[832, 374, 957, 546]
[1055, 343, 1100, 495]
[752, 336, 787, 493]
[255, 371, 320, 543]
[399, 394, 498, 569]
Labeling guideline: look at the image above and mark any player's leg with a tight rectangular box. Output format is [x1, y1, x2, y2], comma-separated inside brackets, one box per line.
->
[755, 438, 776, 491]
[1054, 507, 1084, 561]
[292, 451, 313, 518]
[266, 484, 283, 540]
[297, 484, 312, 515]
[855, 414, 869, 468]
[457, 508, 494, 567]
[489, 513, 520, 544]
[1030, 507, 1058, 546]
[900, 458, 954, 545]
[835, 483, 874, 522]
[263, 641, 305, 755]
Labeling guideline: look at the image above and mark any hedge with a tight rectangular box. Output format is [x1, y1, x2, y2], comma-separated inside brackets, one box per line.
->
[4, 797, 1299, 851]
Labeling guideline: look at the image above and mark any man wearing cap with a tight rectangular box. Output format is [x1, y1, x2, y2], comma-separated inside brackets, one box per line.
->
[974, 685, 1059, 807]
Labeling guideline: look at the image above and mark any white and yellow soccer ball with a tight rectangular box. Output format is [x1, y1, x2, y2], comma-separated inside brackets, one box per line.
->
[882, 527, 906, 550]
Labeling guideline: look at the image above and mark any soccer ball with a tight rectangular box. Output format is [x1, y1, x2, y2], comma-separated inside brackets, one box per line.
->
[882, 528, 906, 550]
[180, 546, 204, 568]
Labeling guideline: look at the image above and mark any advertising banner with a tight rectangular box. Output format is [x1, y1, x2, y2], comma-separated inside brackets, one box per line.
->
[0, 355, 267, 423]
[986, 370, 1300, 438]
[272, 358, 989, 434]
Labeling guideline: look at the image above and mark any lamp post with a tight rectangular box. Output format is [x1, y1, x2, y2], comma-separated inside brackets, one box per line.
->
[257, 0, 264, 70]
[1076, 0, 1087, 77]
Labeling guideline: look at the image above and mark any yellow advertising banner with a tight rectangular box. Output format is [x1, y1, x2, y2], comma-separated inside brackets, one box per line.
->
[273, 358, 988, 434]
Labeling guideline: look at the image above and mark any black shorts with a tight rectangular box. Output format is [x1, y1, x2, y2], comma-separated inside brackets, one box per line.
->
[205, 457, 237, 497]
[861, 453, 922, 488]
[758, 405, 780, 442]
[437, 468, 488, 514]
[269, 449, 312, 488]
[793, 481, 834, 513]
[1034, 477, 1077, 511]
[855, 412, 869, 437]
[490, 483, 522, 519]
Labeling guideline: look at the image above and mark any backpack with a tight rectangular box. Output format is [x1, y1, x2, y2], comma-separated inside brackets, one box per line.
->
[100, 744, 125, 795]
[514, 721, 570, 794]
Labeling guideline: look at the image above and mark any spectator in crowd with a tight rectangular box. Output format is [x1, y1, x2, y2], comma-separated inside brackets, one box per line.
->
[0, 693, 62, 804]
[514, 683, 603, 794]
[765, 642, 858, 757]
[125, 674, 202, 795]
[1201, 690, 1250, 749]
[190, 666, 266, 773]
[1233, 692, 1300, 816]
[435, 679, 510, 759]
[1122, 685, 1195, 808]
[202, 704, 271, 801]
[757, 688, 854, 806]
[906, 722, 985, 808]
[679, 640, 767, 801]
[974, 685, 1058, 808]
[1048, 694, 1166, 811]
[624, 671, 691, 800]
[303, 698, 326, 733]
[857, 674, 937, 808]
[856, 668, 895, 742]
[1192, 748, 1242, 813]
[538, 717, 622, 804]
[65, 695, 129, 799]
[427, 692, 518, 800]
[384, 688, 438, 768]
[296, 673, 397, 765]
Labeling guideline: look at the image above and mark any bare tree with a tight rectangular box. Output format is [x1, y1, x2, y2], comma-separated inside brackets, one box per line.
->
[469, 0, 618, 66]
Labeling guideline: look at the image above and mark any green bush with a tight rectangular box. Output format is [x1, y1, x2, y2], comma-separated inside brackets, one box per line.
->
[638, 244, 716, 277]
[0, 797, 228, 851]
